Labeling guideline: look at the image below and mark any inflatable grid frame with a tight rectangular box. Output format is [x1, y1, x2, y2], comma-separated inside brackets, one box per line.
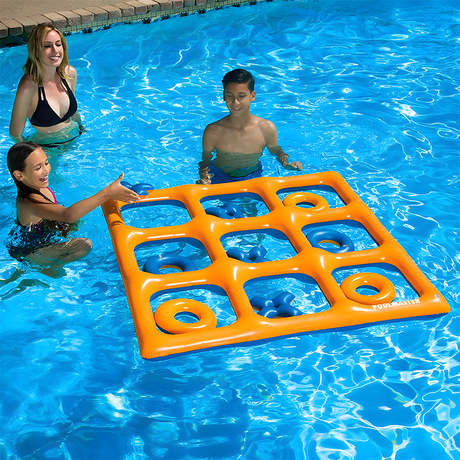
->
[102, 172, 450, 359]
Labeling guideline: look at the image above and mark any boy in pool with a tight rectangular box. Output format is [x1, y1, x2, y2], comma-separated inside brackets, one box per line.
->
[197, 68, 302, 184]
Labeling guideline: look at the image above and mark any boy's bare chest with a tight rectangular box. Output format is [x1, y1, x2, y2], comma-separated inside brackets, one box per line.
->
[216, 126, 266, 153]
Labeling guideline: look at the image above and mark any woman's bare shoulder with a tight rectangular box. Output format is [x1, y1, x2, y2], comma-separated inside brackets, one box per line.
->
[66, 65, 77, 78]
[17, 74, 36, 91]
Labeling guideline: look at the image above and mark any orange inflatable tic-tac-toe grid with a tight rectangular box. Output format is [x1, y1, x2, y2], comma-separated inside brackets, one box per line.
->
[102, 172, 450, 359]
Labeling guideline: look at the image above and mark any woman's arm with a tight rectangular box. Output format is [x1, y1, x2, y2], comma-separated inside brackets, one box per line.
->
[23, 174, 140, 223]
[66, 65, 77, 93]
[71, 111, 84, 129]
[10, 76, 36, 142]
[66, 65, 85, 129]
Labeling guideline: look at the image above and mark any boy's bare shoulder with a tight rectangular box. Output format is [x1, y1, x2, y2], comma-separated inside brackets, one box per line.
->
[205, 116, 231, 130]
[256, 116, 275, 128]
[256, 117, 277, 137]
[203, 117, 229, 150]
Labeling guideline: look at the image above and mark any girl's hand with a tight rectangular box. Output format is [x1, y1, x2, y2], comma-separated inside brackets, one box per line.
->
[107, 173, 141, 203]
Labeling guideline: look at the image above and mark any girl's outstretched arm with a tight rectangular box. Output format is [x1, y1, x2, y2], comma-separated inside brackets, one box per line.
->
[23, 173, 140, 223]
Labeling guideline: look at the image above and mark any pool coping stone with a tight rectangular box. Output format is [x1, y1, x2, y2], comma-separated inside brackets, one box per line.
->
[0, 0, 261, 44]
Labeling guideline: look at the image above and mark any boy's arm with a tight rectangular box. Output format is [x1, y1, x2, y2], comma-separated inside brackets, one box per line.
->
[264, 121, 302, 171]
[197, 150, 213, 184]
[267, 145, 303, 171]
[197, 125, 216, 184]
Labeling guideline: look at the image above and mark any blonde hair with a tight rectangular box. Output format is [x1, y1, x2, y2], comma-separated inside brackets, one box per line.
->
[23, 24, 71, 86]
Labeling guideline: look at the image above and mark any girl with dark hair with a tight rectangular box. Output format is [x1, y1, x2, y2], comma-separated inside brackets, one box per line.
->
[6, 142, 140, 268]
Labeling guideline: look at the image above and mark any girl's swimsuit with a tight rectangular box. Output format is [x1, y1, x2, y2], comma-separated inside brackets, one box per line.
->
[6, 188, 75, 261]
[29, 79, 78, 127]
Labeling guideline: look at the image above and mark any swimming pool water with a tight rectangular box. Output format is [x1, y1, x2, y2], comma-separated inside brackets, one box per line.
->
[0, 0, 459, 459]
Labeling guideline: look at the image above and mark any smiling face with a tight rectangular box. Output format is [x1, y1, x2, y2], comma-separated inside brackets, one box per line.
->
[13, 147, 51, 190]
[40, 30, 64, 69]
[25, 25, 70, 85]
[223, 82, 256, 117]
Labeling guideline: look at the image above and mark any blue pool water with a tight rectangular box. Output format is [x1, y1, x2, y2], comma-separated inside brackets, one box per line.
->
[1, 0, 459, 458]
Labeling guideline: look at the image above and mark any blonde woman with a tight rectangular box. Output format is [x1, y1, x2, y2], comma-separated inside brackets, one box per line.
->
[9, 24, 83, 144]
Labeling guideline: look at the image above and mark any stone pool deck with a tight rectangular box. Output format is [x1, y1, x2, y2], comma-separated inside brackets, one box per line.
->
[0, 0, 245, 43]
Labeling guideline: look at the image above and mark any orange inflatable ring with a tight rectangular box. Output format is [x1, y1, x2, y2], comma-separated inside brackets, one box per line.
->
[341, 272, 397, 305]
[283, 192, 329, 211]
[154, 299, 217, 334]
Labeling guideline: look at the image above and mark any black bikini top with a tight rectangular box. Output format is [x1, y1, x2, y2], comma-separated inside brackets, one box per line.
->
[29, 78, 78, 128]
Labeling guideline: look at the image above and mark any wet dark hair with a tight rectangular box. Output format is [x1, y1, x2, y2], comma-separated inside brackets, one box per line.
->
[222, 69, 255, 93]
[7, 141, 46, 199]
[7, 142, 73, 235]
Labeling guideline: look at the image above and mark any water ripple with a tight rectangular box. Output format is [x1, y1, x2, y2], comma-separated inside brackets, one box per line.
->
[0, 1, 459, 459]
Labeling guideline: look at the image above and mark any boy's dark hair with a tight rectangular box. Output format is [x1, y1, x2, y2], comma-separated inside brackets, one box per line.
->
[222, 69, 255, 93]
